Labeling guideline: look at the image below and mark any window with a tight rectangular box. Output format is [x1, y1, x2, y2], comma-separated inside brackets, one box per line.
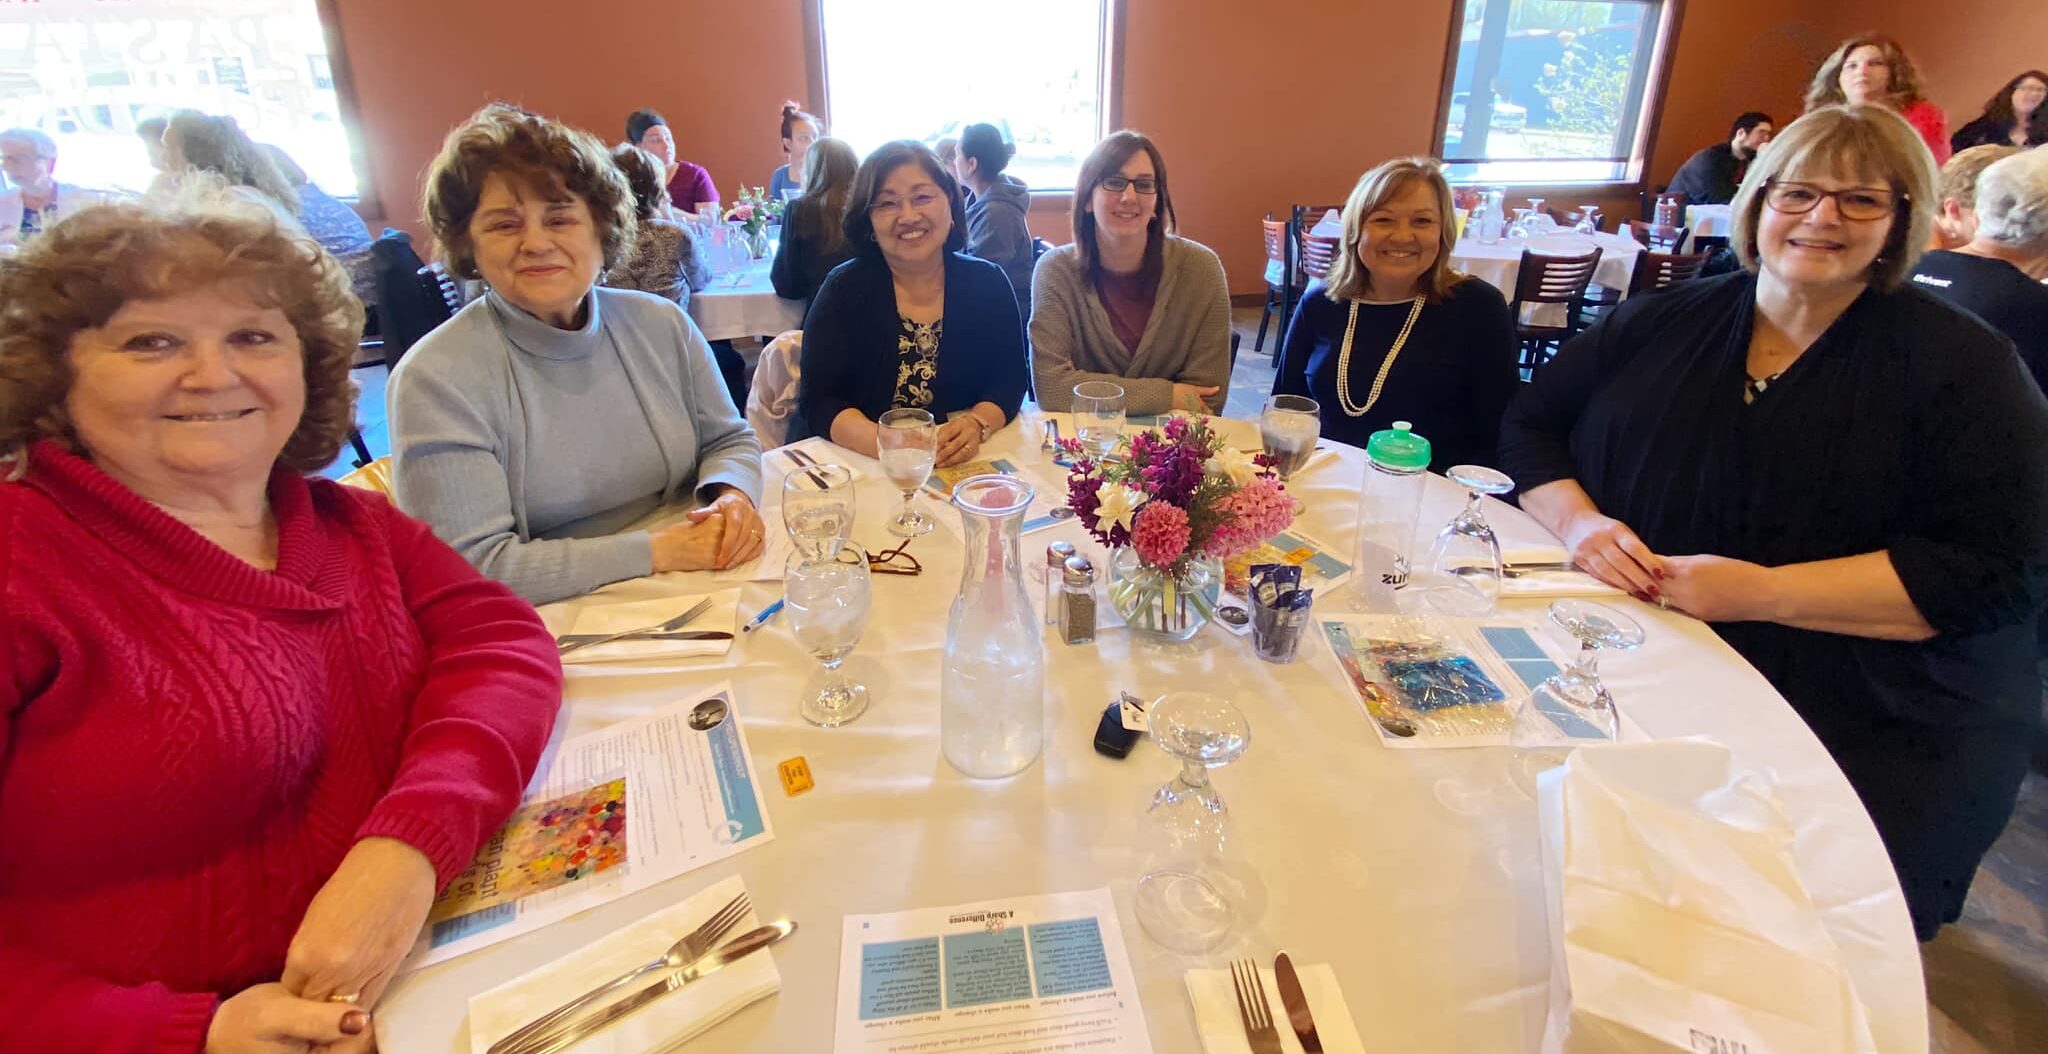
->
[0, 0, 358, 196]
[1437, 0, 1669, 185]
[818, 0, 1111, 192]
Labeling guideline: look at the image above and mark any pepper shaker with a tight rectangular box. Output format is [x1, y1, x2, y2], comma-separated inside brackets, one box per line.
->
[1043, 541, 1076, 624]
[1058, 555, 1097, 645]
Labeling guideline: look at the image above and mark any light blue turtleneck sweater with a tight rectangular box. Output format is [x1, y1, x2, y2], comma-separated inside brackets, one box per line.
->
[387, 287, 763, 604]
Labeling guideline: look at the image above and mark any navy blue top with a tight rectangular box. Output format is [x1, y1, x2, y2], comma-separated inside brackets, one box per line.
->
[794, 252, 1028, 441]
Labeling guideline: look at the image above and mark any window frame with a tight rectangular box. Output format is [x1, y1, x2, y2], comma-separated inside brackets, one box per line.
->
[801, 0, 1124, 201]
[308, 0, 380, 217]
[1429, 0, 1686, 190]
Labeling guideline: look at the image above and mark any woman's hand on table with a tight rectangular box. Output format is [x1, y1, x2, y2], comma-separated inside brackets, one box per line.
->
[1657, 554, 1778, 622]
[651, 517, 727, 572]
[279, 837, 436, 1021]
[1171, 383, 1221, 414]
[207, 983, 369, 1054]
[687, 487, 766, 568]
[1559, 509, 1667, 600]
[935, 416, 983, 467]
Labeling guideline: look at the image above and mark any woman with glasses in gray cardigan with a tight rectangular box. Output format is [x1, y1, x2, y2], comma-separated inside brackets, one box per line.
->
[1030, 131, 1232, 415]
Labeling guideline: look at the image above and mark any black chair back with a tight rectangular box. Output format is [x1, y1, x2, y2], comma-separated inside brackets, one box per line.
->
[369, 229, 457, 370]
[1627, 250, 1711, 295]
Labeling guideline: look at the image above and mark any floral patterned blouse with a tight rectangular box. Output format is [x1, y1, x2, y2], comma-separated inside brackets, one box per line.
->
[892, 314, 942, 409]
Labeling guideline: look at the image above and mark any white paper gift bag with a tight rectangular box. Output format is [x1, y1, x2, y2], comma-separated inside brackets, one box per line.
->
[1535, 740, 1880, 1054]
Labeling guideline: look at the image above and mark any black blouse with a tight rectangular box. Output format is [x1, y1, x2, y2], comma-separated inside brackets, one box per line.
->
[1272, 277, 1518, 472]
[1500, 270, 2048, 733]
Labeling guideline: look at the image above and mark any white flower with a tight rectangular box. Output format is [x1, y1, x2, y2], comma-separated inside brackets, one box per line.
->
[1091, 483, 1145, 534]
[1205, 446, 1260, 487]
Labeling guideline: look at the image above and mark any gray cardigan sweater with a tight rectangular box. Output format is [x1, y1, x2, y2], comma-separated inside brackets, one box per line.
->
[1029, 235, 1234, 414]
[387, 287, 762, 604]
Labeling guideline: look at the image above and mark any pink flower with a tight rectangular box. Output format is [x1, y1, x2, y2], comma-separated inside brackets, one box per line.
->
[1130, 501, 1191, 569]
[1203, 477, 1299, 559]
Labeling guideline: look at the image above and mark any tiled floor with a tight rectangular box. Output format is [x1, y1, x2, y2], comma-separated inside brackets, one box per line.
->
[343, 307, 2046, 1051]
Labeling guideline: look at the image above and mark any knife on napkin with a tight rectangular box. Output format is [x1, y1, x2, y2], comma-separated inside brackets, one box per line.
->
[1275, 952, 1324, 1053]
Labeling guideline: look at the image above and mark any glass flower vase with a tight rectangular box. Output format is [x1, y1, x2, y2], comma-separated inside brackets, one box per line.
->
[1108, 547, 1223, 642]
[745, 227, 770, 259]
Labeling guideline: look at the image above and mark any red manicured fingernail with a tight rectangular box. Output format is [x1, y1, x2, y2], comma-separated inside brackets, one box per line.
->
[1632, 591, 1650, 602]
[1653, 568, 1668, 580]
[1647, 586, 1662, 600]
[341, 1011, 368, 1035]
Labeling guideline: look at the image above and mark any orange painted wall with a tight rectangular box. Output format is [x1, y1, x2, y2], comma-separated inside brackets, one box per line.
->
[1831, 10, 2048, 141]
[1645, 2, 1838, 188]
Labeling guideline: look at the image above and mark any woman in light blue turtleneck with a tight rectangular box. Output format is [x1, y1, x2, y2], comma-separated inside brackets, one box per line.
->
[389, 104, 764, 605]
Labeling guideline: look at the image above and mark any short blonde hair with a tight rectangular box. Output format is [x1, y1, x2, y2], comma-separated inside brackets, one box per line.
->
[1730, 105, 1936, 291]
[0, 182, 364, 472]
[1323, 157, 1464, 303]
[1806, 35, 1926, 112]
[1941, 145, 2022, 210]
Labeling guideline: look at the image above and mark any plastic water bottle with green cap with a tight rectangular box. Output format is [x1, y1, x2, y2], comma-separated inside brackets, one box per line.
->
[1351, 421, 1432, 612]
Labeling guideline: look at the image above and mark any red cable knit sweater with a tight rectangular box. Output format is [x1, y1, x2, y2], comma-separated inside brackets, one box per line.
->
[0, 441, 564, 1052]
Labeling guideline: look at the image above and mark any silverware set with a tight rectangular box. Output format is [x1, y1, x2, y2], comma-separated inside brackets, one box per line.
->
[555, 597, 713, 656]
[488, 893, 796, 1054]
[1450, 560, 1578, 579]
[783, 446, 830, 488]
[1230, 952, 1322, 1053]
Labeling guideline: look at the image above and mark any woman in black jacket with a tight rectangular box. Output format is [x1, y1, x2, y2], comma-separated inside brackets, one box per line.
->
[795, 140, 1026, 466]
[1950, 70, 2048, 151]
[770, 136, 859, 303]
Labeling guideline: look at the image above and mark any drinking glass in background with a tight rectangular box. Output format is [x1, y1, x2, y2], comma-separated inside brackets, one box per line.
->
[696, 202, 719, 226]
[782, 464, 855, 561]
[786, 555, 873, 727]
[1073, 381, 1126, 461]
[1259, 394, 1321, 480]
[878, 408, 938, 537]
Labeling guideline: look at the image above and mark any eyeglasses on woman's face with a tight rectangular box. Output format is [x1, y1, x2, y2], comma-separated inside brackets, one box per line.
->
[1098, 175, 1158, 196]
[1763, 179, 1900, 222]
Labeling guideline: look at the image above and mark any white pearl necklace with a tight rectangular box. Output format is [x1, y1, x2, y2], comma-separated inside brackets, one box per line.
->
[1334, 296, 1427, 417]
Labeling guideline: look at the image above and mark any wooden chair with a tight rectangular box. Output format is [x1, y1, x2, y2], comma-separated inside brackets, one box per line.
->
[1625, 220, 1690, 252]
[1510, 247, 1603, 377]
[1299, 234, 1340, 281]
[1254, 216, 1296, 355]
[337, 457, 395, 499]
[1627, 249, 1710, 294]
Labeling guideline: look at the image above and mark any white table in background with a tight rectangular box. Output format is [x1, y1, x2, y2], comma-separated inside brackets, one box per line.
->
[1451, 229, 1640, 301]
[687, 240, 805, 342]
[1685, 203, 1734, 251]
[377, 406, 1926, 1054]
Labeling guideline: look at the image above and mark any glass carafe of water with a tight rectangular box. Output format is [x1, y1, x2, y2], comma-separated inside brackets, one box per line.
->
[941, 475, 1045, 778]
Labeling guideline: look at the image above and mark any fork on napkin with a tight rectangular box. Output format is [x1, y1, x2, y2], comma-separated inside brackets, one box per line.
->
[465, 876, 778, 1054]
[773, 437, 861, 483]
[1186, 962, 1366, 1054]
[1498, 547, 1623, 599]
[550, 588, 742, 665]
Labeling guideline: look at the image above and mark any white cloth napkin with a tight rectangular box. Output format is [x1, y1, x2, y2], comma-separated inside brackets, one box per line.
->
[467, 876, 779, 1054]
[1500, 547, 1624, 599]
[556, 588, 741, 665]
[1186, 963, 1366, 1054]
[770, 437, 862, 483]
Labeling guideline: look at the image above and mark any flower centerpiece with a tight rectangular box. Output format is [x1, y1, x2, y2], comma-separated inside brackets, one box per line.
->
[1062, 416, 1298, 640]
[722, 186, 785, 259]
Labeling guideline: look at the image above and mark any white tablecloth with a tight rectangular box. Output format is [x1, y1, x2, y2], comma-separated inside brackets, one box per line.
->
[377, 408, 1926, 1053]
[1686, 203, 1733, 238]
[1451, 230, 1640, 302]
[688, 245, 805, 342]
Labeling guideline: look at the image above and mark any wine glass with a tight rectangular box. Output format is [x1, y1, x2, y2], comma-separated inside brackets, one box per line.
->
[1134, 691, 1250, 953]
[1258, 395, 1320, 480]
[1424, 465, 1516, 615]
[782, 464, 854, 561]
[786, 555, 873, 727]
[1508, 208, 1533, 239]
[877, 408, 937, 538]
[1525, 197, 1547, 229]
[1507, 600, 1645, 795]
[1073, 381, 1126, 461]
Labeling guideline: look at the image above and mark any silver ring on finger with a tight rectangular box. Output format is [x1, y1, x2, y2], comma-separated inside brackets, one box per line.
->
[1656, 595, 1671, 610]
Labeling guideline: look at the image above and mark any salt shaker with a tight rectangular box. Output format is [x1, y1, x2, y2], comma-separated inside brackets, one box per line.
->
[1058, 555, 1097, 645]
[1043, 541, 1076, 624]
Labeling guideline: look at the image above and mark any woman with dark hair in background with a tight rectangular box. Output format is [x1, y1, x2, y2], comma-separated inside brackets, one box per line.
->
[795, 140, 1026, 465]
[771, 135, 859, 302]
[769, 102, 823, 201]
[623, 108, 718, 215]
[605, 143, 710, 307]
[951, 122, 1035, 324]
[1805, 35, 1950, 162]
[1951, 70, 2048, 151]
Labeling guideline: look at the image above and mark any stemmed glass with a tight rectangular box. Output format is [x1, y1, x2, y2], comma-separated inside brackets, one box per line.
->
[1525, 197, 1547, 228]
[1425, 465, 1516, 615]
[1508, 208, 1534, 239]
[1507, 600, 1646, 795]
[782, 464, 854, 561]
[786, 555, 873, 727]
[1258, 395, 1320, 480]
[1134, 692, 1250, 953]
[1073, 381, 1126, 461]
[877, 408, 937, 538]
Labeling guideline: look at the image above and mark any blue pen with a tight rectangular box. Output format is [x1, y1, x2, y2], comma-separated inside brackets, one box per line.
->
[741, 597, 785, 633]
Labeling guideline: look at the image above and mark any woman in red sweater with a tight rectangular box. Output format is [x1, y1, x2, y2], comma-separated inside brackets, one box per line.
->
[1806, 35, 1951, 163]
[0, 187, 563, 1051]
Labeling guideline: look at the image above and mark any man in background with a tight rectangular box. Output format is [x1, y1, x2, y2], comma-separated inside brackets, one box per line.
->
[1911, 147, 2048, 394]
[0, 127, 113, 246]
[1666, 112, 1774, 206]
[1932, 144, 2022, 249]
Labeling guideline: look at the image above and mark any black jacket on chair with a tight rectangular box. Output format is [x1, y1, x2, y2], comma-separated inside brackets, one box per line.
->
[793, 251, 1027, 442]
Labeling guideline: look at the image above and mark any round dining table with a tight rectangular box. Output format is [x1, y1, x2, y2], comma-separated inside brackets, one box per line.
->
[1450, 229, 1640, 302]
[376, 406, 1927, 1053]
[687, 235, 806, 342]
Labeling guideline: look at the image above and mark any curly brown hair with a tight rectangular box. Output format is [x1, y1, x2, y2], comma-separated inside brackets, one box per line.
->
[1806, 35, 1927, 112]
[425, 104, 637, 281]
[0, 182, 364, 473]
[610, 142, 671, 223]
